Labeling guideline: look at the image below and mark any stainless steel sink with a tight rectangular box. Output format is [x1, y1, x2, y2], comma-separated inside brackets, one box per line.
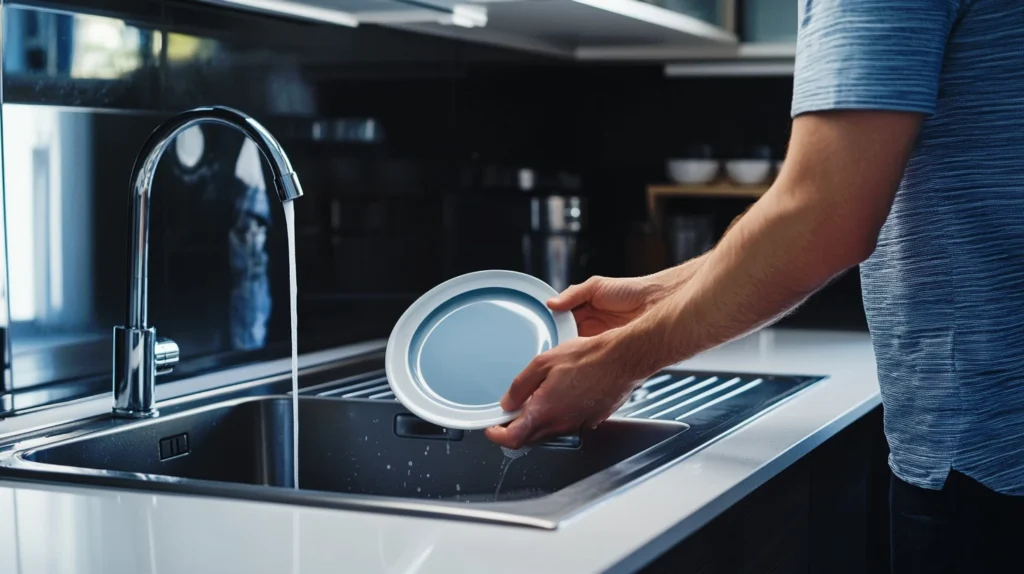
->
[0, 357, 825, 529]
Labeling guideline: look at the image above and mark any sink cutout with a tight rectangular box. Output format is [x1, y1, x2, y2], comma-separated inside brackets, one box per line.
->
[0, 363, 825, 529]
[21, 398, 686, 502]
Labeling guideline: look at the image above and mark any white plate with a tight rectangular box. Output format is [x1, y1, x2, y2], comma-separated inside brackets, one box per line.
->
[385, 270, 578, 430]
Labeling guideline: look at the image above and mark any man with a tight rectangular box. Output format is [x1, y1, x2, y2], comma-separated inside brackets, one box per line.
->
[485, 1, 1024, 571]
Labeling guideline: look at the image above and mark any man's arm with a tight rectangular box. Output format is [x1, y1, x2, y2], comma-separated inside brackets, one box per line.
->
[615, 110, 921, 377]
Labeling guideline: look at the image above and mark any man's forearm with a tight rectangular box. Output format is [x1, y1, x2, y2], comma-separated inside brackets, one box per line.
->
[650, 251, 708, 288]
[612, 186, 872, 380]
[605, 111, 922, 378]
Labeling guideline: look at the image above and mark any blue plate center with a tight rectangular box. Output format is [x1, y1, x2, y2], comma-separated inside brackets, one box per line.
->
[411, 287, 558, 407]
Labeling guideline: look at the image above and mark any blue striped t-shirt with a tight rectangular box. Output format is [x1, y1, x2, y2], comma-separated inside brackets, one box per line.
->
[792, 0, 1024, 495]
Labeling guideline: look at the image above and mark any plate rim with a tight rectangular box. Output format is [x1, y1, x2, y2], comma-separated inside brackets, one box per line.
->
[385, 270, 578, 430]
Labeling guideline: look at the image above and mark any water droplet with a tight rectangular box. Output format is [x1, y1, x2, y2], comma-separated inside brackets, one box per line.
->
[417, 487, 421, 492]
[408, 461, 413, 466]
[364, 436, 368, 441]
[403, 482, 406, 487]
[426, 474, 430, 478]
[456, 484, 461, 491]
[386, 465, 391, 470]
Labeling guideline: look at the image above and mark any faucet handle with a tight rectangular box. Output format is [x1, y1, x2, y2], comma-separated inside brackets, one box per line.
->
[154, 338, 180, 376]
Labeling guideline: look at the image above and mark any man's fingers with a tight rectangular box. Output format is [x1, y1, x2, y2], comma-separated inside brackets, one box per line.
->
[547, 277, 601, 311]
[501, 355, 549, 411]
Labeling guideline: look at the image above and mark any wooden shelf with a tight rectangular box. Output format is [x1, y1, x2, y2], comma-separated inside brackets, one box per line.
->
[647, 181, 769, 228]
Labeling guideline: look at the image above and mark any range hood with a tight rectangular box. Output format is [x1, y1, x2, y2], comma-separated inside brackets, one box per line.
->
[203, 0, 738, 59]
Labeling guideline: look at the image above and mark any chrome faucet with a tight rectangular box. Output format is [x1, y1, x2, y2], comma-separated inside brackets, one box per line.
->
[114, 106, 303, 418]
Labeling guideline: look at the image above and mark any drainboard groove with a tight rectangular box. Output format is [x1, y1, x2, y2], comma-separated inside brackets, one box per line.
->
[649, 377, 744, 420]
[616, 376, 697, 416]
[342, 384, 392, 398]
[640, 374, 674, 389]
[318, 376, 389, 397]
[625, 377, 721, 418]
[643, 376, 698, 400]
[674, 379, 763, 421]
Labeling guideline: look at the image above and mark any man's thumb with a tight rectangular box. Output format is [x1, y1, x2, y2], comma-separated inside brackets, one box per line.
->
[548, 277, 600, 311]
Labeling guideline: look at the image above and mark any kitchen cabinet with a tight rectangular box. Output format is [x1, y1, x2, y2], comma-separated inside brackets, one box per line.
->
[660, 0, 799, 76]
[204, 0, 802, 74]
[641, 407, 889, 573]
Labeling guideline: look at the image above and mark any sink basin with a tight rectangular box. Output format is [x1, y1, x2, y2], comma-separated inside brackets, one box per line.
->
[0, 396, 689, 528]
[0, 357, 824, 529]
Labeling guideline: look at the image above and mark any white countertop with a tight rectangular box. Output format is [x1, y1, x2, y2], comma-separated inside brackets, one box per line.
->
[0, 328, 879, 574]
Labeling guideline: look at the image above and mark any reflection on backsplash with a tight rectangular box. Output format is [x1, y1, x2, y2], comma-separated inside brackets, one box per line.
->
[2, 6, 159, 109]
[2, 105, 102, 388]
[0, 2, 325, 114]
[3, 8, 151, 79]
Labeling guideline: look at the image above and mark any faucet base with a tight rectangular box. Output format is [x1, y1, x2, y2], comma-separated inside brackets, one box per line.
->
[112, 406, 160, 419]
[113, 326, 158, 418]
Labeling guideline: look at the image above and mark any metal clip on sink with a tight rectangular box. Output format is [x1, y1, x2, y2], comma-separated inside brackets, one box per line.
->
[113, 106, 303, 418]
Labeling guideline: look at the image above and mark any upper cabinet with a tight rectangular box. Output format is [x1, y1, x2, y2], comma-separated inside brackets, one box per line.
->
[387, 0, 739, 59]
[203, 0, 798, 68]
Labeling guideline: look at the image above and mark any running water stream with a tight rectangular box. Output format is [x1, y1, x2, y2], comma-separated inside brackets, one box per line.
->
[283, 201, 299, 489]
[495, 446, 531, 500]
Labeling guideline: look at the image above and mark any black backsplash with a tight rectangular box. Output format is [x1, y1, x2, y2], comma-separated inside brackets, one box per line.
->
[1, 0, 865, 395]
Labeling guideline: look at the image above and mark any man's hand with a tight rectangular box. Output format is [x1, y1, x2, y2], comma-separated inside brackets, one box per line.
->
[483, 334, 641, 449]
[483, 258, 709, 448]
[549, 255, 705, 337]
[550, 276, 658, 337]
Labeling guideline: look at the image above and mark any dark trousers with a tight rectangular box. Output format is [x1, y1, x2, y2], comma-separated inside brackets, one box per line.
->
[890, 469, 1024, 573]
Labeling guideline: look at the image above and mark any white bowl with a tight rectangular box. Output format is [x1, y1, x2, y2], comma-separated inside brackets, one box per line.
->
[725, 159, 772, 185]
[667, 159, 720, 184]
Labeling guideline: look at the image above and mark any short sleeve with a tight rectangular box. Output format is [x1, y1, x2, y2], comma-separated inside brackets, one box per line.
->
[791, 0, 962, 118]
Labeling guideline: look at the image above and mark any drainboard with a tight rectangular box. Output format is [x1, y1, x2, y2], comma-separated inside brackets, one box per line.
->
[301, 368, 817, 427]
[0, 360, 824, 530]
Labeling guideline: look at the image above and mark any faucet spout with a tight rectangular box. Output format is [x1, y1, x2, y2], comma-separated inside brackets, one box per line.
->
[114, 106, 303, 418]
